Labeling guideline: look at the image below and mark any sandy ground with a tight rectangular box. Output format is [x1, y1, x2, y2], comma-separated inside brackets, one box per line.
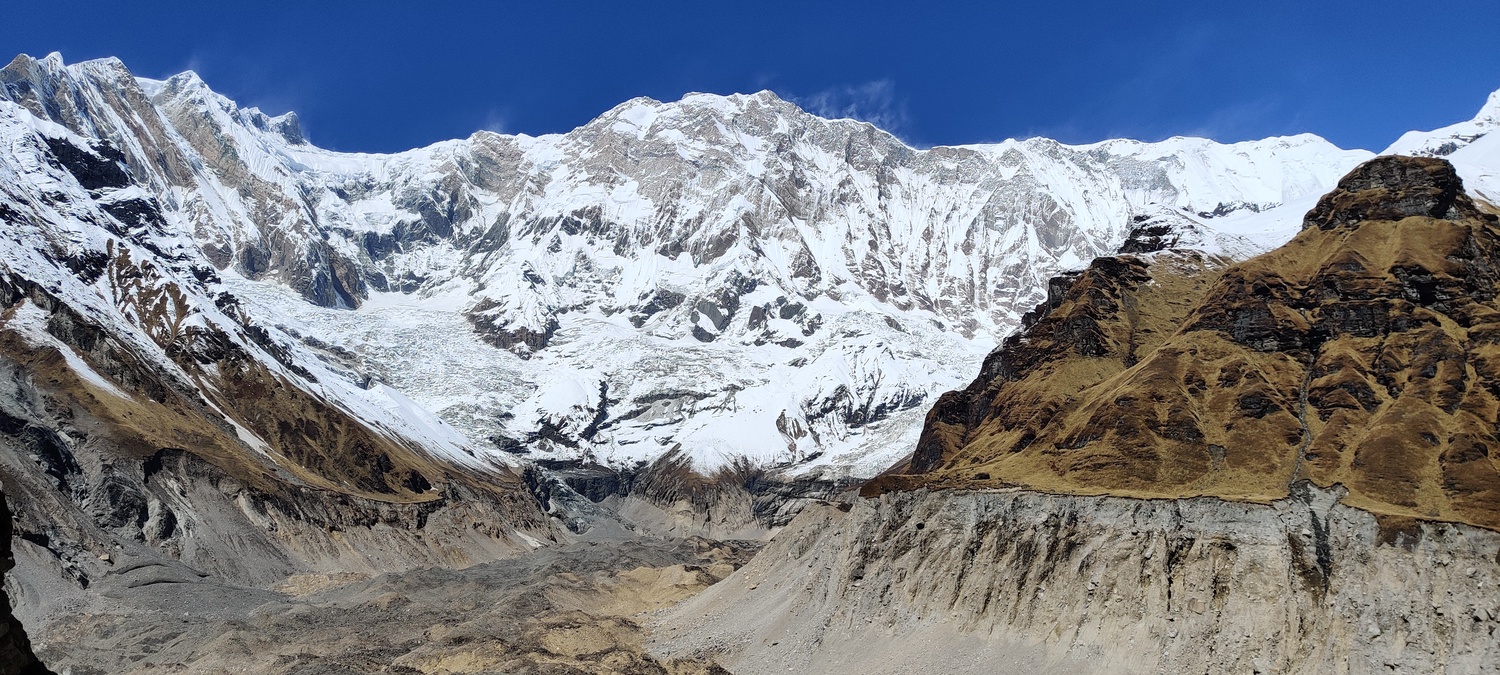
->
[25, 535, 757, 674]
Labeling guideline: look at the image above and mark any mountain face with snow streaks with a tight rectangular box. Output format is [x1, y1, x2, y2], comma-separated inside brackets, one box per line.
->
[654, 116, 1500, 675]
[0, 52, 1375, 481]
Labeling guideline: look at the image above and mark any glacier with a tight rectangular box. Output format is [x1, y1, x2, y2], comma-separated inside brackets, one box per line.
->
[1, 52, 1429, 482]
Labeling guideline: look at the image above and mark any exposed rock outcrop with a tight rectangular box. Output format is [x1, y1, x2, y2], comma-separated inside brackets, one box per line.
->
[537, 453, 859, 540]
[1116, 212, 1185, 254]
[0, 52, 1374, 478]
[1, 492, 52, 675]
[654, 487, 1500, 674]
[1304, 155, 1481, 230]
[869, 156, 1500, 532]
[656, 157, 1500, 673]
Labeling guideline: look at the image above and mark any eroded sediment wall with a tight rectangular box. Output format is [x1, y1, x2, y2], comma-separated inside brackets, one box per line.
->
[656, 486, 1500, 674]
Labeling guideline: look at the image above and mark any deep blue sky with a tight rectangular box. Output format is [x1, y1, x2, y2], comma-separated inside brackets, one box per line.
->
[7, 1, 1499, 153]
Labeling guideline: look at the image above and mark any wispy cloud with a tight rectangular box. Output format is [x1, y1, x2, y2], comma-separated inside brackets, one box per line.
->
[793, 79, 910, 134]
[1182, 96, 1293, 143]
[481, 108, 511, 134]
[180, 54, 205, 77]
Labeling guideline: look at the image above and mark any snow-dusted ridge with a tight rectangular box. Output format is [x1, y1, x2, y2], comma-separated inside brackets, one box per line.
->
[14, 52, 1485, 482]
[1383, 89, 1500, 205]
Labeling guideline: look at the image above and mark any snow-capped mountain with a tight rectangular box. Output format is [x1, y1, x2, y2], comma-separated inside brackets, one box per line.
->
[1385, 89, 1500, 204]
[0, 53, 1379, 480]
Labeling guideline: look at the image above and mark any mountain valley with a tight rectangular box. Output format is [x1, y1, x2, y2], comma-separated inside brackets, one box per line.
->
[0, 51, 1498, 673]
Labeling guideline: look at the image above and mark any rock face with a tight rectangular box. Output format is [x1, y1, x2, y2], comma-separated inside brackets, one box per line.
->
[654, 157, 1500, 672]
[0, 52, 1374, 479]
[655, 488, 1500, 674]
[870, 156, 1500, 532]
[0, 58, 560, 665]
[1304, 155, 1476, 229]
[1, 492, 52, 675]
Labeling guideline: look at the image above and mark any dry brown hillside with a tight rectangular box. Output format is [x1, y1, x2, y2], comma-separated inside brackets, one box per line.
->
[867, 155, 1500, 532]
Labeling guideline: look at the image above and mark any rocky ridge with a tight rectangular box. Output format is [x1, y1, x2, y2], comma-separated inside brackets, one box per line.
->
[655, 487, 1500, 674]
[870, 156, 1500, 532]
[656, 156, 1500, 673]
[0, 52, 1373, 479]
[4, 49, 1500, 674]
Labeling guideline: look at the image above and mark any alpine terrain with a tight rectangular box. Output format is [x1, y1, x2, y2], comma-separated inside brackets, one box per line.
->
[657, 109, 1500, 673]
[0, 49, 1496, 673]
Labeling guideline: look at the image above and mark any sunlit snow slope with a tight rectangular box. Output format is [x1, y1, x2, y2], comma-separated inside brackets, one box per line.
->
[0, 53, 1408, 479]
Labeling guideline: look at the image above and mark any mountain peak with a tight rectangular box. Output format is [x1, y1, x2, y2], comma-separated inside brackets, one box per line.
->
[0, 51, 1379, 482]
[161, 69, 211, 95]
[1479, 87, 1500, 123]
[1303, 155, 1489, 230]
[1382, 86, 1500, 157]
[1, 53, 131, 84]
[866, 153, 1500, 530]
[268, 110, 304, 144]
[0, 52, 63, 82]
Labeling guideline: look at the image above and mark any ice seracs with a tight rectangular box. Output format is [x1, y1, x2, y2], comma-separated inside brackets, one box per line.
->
[0, 52, 1418, 481]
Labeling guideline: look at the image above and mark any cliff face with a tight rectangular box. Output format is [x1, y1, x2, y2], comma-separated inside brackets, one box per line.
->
[655, 157, 1500, 673]
[0, 52, 1374, 478]
[1, 492, 51, 675]
[654, 488, 1500, 674]
[870, 156, 1500, 532]
[0, 231, 556, 668]
[0, 267, 554, 571]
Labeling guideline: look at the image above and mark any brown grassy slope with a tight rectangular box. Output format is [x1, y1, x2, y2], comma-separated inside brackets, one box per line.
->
[0, 265, 523, 506]
[867, 156, 1500, 532]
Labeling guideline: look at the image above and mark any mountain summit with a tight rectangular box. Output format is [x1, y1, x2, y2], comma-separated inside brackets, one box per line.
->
[660, 156, 1500, 675]
[869, 154, 1500, 531]
[0, 53, 1375, 480]
[4, 51, 1500, 674]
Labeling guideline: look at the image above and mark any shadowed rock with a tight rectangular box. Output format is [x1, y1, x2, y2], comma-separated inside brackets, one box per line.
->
[1, 492, 54, 675]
